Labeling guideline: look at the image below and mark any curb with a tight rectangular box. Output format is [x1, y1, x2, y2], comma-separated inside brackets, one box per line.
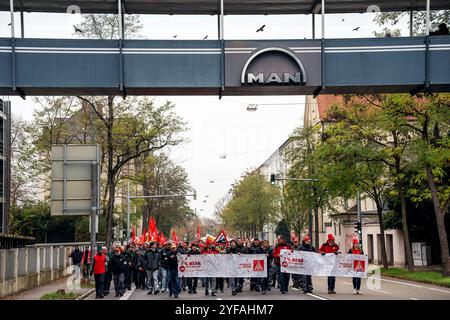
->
[77, 288, 95, 300]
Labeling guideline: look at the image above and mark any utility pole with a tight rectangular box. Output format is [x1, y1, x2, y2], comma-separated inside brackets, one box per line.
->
[90, 145, 100, 255]
[356, 190, 363, 246]
[126, 179, 131, 240]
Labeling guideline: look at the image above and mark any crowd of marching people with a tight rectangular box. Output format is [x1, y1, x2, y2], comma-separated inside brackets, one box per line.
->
[69, 233, 364, 299]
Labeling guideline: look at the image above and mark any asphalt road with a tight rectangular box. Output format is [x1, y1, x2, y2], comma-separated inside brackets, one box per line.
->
[87, 276, 450, 300]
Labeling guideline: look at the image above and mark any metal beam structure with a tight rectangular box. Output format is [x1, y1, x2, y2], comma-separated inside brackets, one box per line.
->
[1, 0, 448, 15]
[1, 0, 449, 98]
[1, 37, 450, 96]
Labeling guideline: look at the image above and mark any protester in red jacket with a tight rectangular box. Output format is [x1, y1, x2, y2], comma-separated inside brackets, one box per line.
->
[202, 243, 220, 254]
[92, 245, 106, 299]
[348, 239, 364, 294]
[272, 235, 291, 294]
[319, 234, 340, 294]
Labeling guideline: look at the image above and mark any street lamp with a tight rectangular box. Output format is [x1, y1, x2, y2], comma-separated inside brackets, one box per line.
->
[246, 104, 258, 112]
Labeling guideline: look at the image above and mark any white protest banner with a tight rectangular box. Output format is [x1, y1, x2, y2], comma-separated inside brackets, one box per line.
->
[280, 250, 368, 278]
[177, 254, 267, 278]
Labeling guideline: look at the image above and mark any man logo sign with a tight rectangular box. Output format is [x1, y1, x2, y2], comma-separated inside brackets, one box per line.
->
[241, 47, 306, 86]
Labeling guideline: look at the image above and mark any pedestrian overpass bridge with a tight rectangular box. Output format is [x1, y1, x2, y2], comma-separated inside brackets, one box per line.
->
[1, 36, 449, 97]
[1, 0, 449, 97]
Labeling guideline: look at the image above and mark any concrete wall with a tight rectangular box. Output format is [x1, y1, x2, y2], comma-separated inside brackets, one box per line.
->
[0, 245, 71, 297]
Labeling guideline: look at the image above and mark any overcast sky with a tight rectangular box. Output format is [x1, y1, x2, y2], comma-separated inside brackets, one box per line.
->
[0, 9, 413, 218]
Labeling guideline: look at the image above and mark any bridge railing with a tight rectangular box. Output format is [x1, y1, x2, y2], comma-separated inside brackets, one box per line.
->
[0, 36, 449, 96]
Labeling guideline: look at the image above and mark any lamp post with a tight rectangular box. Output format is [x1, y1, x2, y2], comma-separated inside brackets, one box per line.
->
[246, 104, 258, 112]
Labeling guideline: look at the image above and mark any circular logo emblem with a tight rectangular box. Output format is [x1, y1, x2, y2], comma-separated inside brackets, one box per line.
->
[179, 266, 185, 272]
[282, 261, 288, 268]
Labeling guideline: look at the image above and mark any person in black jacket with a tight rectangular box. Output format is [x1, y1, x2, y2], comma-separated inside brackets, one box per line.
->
[159, 243, 171, 292]
[69, 246, 83, 281]
[167, 243, 180, 298]
[145, 242, 161, 295]
[178, 242, 188, 292]
[299, 235, 315, 294]
[261, 240, 273, 294]
[226, 240, 240, 296]
[109, 246, 127, 297]
[132, 249, 147, 290]
[103, 247, 114, 296]
[186, 243, 200, 294]
[215, 246, 226, 293]
[248, 238, 264, 292]
[123, 246, 133, 290]
[235, 238, 246, 292]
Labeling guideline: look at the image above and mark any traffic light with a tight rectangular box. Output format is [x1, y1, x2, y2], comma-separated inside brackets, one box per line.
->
[270, 174, 276, 186]
[354, 222, 362, 235]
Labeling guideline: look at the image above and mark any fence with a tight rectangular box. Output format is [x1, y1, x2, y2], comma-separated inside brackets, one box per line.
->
[0, 243, 94, 297]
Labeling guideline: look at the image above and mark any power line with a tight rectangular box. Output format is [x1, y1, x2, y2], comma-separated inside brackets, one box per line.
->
[217, 97, 306, 106]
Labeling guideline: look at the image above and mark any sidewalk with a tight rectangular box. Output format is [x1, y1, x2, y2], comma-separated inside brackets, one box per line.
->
[1, 276, 94, 300]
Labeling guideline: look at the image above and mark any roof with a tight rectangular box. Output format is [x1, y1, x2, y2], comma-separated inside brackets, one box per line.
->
[1, 0, 448, 15]
[257, 137, 293, 171]
[316, 95, 343, 120]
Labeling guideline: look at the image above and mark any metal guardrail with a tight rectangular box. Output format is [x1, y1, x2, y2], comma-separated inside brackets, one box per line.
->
[27, 241, 105, 248]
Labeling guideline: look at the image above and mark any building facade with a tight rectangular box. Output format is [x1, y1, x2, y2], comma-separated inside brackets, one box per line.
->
[258, 95, 405, 266]
[304, 94, 405, 266]
[257, 138, 293, 243]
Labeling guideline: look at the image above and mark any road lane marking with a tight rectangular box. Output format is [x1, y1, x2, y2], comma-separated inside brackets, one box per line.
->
[426, 287, 450, 294]
[368, 288, 392, 294]
[120, 287, 135, 300]
[410, 298, 419, 300]
[379, 278, 422, 288]
[343, 282, 352, 286]
[306, 293, 327, 300]
[380, 278, 450, 294]
[292, 287, 300, 291]
[216, 298, 223, 300]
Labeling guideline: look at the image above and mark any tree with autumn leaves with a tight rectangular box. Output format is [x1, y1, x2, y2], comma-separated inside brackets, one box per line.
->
[220, 171, 280, 238]
[314, 94, 450, 275]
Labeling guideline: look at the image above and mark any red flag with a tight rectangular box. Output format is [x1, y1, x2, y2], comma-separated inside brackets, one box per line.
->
[159, 232, 167, 245]
[131, 225, 136, 240]
[140, 228, 147, 244]
[196, 226, 201, 241]
[172, 230, 179, 244]
[149, 216, 157, 240]
[147, 217, 153, 241]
